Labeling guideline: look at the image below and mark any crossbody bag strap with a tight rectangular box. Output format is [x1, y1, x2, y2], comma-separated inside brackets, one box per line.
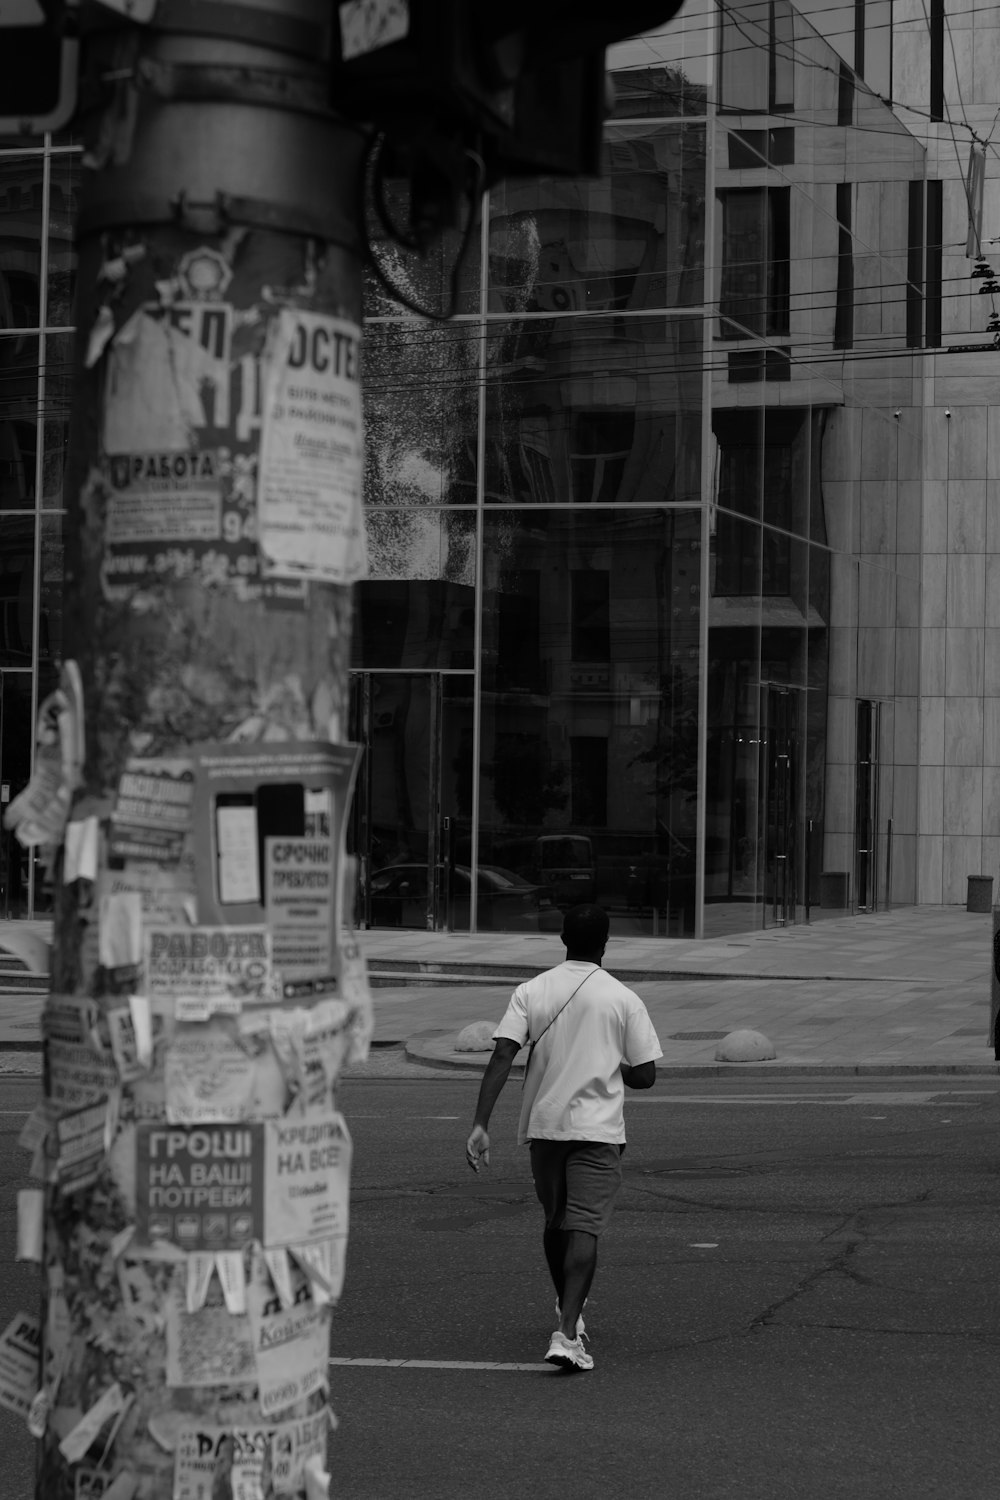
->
[522, 968, 595, 1088]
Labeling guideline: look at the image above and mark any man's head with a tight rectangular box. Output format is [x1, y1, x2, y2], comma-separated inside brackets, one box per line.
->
[561, 903, 609, 961]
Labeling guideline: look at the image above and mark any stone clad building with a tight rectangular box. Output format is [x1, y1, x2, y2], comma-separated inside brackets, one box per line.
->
[0, 2, 997, 936]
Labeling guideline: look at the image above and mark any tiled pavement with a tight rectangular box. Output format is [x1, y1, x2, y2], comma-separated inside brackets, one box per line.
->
[0, 905, 996, 1075]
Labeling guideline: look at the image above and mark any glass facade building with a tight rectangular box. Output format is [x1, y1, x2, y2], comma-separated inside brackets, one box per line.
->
[0, 1, 935, 934]
[352, 0, 926, 937]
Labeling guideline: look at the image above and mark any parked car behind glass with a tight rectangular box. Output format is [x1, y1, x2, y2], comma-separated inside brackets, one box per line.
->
[368, 863, 562, 931]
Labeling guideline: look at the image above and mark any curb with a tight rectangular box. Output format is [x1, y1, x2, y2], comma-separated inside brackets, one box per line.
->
[369, 964, 941, 987]
[404, 1030, 1000, 1079]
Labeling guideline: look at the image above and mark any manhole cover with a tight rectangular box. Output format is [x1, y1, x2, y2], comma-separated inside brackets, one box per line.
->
[668, 1030, 728, 1041]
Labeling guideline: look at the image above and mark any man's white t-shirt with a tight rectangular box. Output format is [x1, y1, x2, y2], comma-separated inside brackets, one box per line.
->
[492, 960, 663, 1147]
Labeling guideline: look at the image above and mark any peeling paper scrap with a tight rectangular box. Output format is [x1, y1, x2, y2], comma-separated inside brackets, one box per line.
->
[58, 1380, 127, 1463]
[64, 815, 100, 883]
[99, 891, 144, 970]
[129, 994, 154, 1067]
[303, 1452, 331, 1500]
[186, 1253, 216, 1314]
[262, 1247, 294, 1311]
[27, 1388, 48, 1439]
[16, 1189, 43, 1262]
[17, 1103, 50, 1154]
[215, 1251, 247, 1315]
[107, 1001, 151, 1082]
[109, 1224, 136, 1261]
[289, 1239, 346, 1308]
[85, 304, 116, 368]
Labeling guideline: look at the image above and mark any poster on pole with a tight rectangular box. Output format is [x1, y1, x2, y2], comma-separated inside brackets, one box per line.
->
[136, 1123, 264, 1251]
[257, 309, 367, 584]
[0, 1312, 40, 1419]
[191, 741, 360, 989]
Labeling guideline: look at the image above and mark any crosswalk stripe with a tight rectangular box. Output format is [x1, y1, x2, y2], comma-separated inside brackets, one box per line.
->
[329, 1358, 550, 1371]
[630, 1091, 995, 1106]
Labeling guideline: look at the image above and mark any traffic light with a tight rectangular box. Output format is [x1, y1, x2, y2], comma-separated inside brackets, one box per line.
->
[331, 0, 687, 180]
[0, 0, 79, 135]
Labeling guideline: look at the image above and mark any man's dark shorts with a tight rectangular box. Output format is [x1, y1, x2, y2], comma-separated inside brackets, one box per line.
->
[529, 1139, 624, 1237]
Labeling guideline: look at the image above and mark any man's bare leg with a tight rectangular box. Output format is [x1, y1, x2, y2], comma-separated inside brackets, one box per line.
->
[543, 1226, 568, 1305]
[550, 1229, 596, 1340]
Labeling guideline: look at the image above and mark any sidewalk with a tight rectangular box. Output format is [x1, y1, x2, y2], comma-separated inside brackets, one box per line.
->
[0, 906, 996, 1075]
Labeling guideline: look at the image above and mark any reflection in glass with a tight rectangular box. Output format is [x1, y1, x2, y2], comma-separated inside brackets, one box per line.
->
[42, 331, 73, 508]
[0, 156, 42, 329]
[0, 515, 35, 667]
[484, 315, 702, 506]
[479, 508, 701, 936]
[46, 154, 80, 326]
[349, 673, 474, 932]
[39, 512, 65, 684]
[0, 334, 38, 509]
[489, 124, 706, 314]
[362, 319, 478, 506]
[362, 162, 482, 319]
[0, 671, 35, 916]
[354, 510, 476, 671]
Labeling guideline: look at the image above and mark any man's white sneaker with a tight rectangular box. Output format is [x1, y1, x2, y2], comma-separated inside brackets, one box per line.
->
[555, 1297, 586, 1338]
[545, 1330, 594, 1372]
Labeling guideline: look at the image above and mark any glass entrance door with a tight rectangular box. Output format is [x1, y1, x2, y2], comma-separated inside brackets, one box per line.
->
[855, 698, 880, 912]
[761, 685, 799, 927]
[349, 673, 472, 931]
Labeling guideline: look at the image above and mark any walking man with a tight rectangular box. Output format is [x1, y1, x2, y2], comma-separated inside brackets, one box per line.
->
[465, 903, 662, 1371]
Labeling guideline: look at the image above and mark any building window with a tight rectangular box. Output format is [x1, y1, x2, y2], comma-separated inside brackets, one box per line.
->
[727, 128, 795, 170]
[571, 570, 610, 662]
[719, 0, 794, 113]
[571, 736, 608, 827]
[719, 187, 790, 338]
[727, 347, 791, 382]
[834, 182, 854, 350]
[570, 411, 635, 505]
[925, 180, 943, 347]
[906, 181, 923, 349]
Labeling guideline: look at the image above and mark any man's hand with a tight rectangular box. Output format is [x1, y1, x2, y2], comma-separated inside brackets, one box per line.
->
[466, 1125, 490, 1173]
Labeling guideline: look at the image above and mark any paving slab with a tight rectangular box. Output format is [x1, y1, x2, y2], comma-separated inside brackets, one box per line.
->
[0, 905, 995, 1076]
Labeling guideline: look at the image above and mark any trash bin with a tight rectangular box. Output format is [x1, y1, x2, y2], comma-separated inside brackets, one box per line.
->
[966, 874, 994, 913]
[820, 871, 850, 909]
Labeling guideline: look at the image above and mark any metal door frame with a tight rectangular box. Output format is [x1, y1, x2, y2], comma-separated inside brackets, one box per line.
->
[760, 684, 800, 928]
[855, 698, 881, 913]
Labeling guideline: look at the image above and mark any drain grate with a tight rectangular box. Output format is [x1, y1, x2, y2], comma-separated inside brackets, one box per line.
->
[950, 1027, 986, 1037]
[668, 1030, 729, 1042]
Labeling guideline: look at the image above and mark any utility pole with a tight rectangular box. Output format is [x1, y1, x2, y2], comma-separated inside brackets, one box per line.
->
[13, 2, 369, 1496]
[3, 2, 688, 1495]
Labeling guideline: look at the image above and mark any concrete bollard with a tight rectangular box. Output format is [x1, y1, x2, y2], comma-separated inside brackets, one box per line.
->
[455, 1021, 498, 1051]
[715, 1028, 777, 1062]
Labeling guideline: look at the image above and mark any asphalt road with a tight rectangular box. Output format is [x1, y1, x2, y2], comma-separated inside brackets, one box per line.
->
[5, 1073, 1000, 1498]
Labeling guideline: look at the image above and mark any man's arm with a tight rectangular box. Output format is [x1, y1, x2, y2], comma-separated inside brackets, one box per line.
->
[466, 1037, 522, 1172]
[621, 1060, 656, 1090]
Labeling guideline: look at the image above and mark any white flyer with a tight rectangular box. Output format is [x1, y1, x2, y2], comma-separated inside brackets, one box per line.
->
[257, 309, 367, 584]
